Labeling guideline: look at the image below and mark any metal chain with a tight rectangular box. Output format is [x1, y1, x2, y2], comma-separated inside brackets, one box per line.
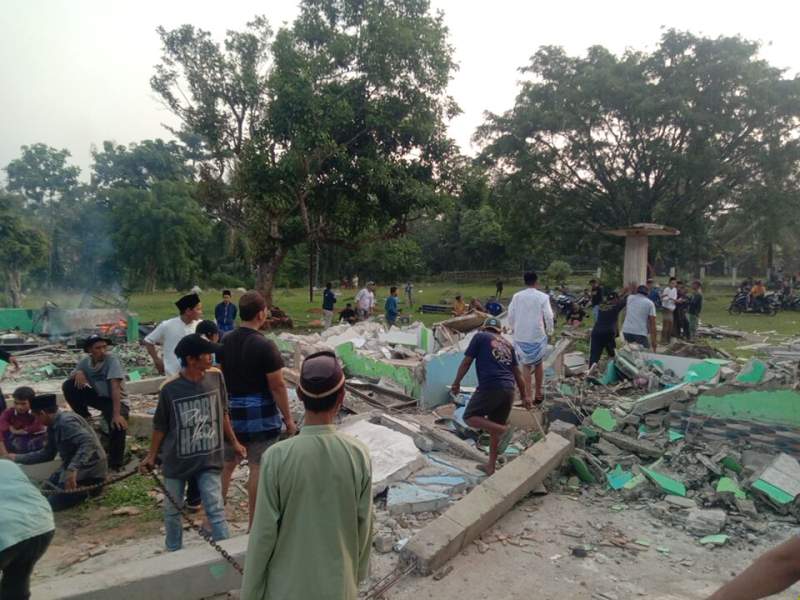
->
[39, 467, 138, 496]
[361, 561, 416, 599]
[149, 471, 244, 575]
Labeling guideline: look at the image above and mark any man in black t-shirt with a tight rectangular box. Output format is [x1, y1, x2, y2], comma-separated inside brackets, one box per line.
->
[589, 291, 625, 369]
[589, 279, 604, 321]
[219, 291, 298, 527]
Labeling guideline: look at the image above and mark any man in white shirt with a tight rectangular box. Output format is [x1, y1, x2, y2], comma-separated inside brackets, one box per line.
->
[507, 271, 554, 404]
[621, 286, 658, 351]
[354, 282, 376, 321]
[660, 277, 678, 344]
[144, 293, 203, 376]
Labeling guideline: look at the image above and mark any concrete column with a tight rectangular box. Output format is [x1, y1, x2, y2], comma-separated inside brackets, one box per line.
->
[732, 266, 737, 287]
[699, 266, 706, 281]
[623, 235, 648, 287]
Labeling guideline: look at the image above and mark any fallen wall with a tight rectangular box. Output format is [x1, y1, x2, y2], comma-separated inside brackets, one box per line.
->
[30, 535, 247, 600]
[403, 433, 572, 574]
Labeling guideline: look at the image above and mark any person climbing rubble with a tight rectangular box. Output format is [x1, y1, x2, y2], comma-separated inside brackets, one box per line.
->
[450, 317, 530, 475]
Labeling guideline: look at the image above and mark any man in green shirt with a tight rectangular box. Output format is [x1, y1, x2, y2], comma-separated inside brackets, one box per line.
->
[242, 351, 373, 600]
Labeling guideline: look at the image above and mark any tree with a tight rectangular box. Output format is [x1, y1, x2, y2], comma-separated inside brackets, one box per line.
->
[477, 31, 800, 277]
[152, 0, 458, 303]
[91, 139, 194, 188]
[109, 182, 210, 292]
[5, 144, 81, 287]
[0, 193, 48, 306]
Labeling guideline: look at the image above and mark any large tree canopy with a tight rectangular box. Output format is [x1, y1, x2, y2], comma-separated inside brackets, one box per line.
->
[0, 193, 48, 307]
[152, 0, 459, 301]
[477, 30, 800, 276]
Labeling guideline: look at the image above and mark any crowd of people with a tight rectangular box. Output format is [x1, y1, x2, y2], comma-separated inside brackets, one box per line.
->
[0, 290, 373, 599]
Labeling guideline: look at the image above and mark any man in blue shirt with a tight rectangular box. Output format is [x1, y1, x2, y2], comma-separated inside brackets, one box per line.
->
[214, 290, 237, 335]
[322, 282, 337, 328]
[385, 286, 400, 328]
[450, 317, 530, 475]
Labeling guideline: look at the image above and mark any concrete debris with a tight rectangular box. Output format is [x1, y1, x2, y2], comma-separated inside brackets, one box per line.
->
[387, 483, 451, 515]
[686, 508, 727, 537]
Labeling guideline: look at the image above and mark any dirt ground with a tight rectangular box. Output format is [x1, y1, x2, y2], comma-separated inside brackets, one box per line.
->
[369, 490, 800, 600]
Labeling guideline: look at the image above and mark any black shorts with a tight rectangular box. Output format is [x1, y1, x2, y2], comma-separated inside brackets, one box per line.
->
[463, 388, 514, 425]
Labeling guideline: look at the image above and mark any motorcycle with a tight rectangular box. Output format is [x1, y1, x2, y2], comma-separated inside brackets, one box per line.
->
[728, 291, 779, 316]
[777, 292, 800, 311]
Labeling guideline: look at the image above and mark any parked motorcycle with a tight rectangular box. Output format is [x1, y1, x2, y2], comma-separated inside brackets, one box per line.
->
[728, 291, 779, 315]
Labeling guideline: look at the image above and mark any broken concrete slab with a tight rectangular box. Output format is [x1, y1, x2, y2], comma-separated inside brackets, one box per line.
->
[417, 422, 487, 464]
[686, 508, 727, 536]
[413, 475, 469, 495]
[600, 431, 662, 458]
[549, 420, 577, 444]
[665, 495, 697, 509]
[641, 466, 686, 497]
[750, 452, 800, 510]
[630, 384, 691, 416]
[403, 433, 572, 574]
[30, 535, 247, 600]
[340, 420, 427, 494]
[388, 483, 451, 514]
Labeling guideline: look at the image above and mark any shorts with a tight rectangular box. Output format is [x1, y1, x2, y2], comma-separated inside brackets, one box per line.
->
[224, 433, 279, 464]
[623, 332, 649, 347]
[463, 388, 514, 425]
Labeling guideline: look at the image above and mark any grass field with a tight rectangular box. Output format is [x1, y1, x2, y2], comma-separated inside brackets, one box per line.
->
[21, 280, 799, 357]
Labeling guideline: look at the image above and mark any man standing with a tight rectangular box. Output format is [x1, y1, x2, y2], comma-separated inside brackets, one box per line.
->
[589, 291, 626, 369]
[62, 334, 129, 470]
[220, 291, 298, 527]
[495, 278, 504, 300]
[241, 351, 373, 600]
[6, 393, 108, 511]
[385, 286, 400, 328]
[144, 293, 203, 508]
[660, 277, 678, 344]
[144, 293, 203, 377]
[508, 271, 554, 405]
[214, 290, 237, 336]
[405, 281, 414, 307]
[0, 460, 55, 600]
[451, 317, 530, 475]
[687, 280, 704, 340]
[322, 282, 337, 329]
[589, 279, 603, 321]
[354, 282, 376, 321]
[140, 334, 244, 552]
[621, 285, 658, 351]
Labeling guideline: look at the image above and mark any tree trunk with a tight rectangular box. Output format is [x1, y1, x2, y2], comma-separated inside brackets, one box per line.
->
[7, 269, 22, 308]
[256, 246, 287, 306]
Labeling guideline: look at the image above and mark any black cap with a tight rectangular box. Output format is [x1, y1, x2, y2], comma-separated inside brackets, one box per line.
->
[83, 334, 112, 351]
[31, 393, 58, 412]
[174, 333, 222, 359]
[637, 285, 649, 295]
[175, 293, 201, 313]
[299, 351, 345, 399]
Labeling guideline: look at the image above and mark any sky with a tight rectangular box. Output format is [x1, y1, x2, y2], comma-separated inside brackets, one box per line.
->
[2, 0, 800, 179]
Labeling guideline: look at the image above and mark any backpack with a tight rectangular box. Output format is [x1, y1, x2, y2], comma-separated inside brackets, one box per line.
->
[650, 288, 663, 309]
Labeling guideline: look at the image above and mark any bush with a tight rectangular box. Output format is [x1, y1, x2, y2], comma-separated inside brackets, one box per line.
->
[546, 260, 572, 285]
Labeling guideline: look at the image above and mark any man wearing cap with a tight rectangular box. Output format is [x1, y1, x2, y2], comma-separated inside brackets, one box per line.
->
[220, 291, 297, 527]
[144, 293, 203, 377]
[215, 290, 237, 336]
[621, 285, 658, 351]
[507, 271, 554, 405]
[4, 393, 108, 511]
[140, 334, 244, 552]
[451, 317, 530, 475]
[62, 334, 129, 469]
[242, 350, 373, 600]
[354, 281, 376, 321]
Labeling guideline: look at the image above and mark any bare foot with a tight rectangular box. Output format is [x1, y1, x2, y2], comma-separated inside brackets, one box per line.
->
[477, 463, 496, 476]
